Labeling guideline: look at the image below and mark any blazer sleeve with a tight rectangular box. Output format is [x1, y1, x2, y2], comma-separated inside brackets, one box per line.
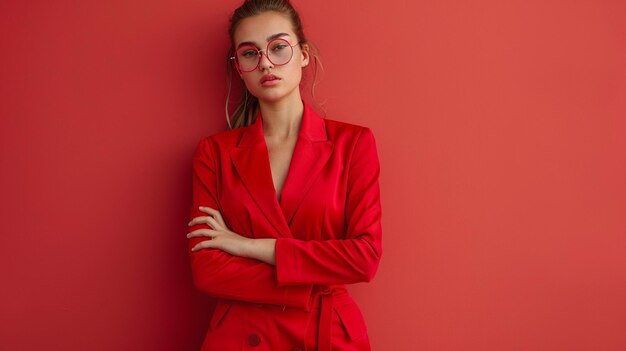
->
[274, 127, 383, 286]
[189, 137, 313, 309]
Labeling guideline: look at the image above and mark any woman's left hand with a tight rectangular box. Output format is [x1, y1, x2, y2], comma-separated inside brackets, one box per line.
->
[187, 206, 251, 257]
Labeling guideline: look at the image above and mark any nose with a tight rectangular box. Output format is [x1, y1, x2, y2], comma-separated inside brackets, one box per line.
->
[257, 50, 274, 71]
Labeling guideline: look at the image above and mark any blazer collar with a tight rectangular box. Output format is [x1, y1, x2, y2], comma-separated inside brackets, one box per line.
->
[230, 101, 333, 238]
[237, 100, 328, 147]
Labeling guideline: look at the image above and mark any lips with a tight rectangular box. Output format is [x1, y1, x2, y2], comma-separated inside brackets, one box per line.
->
[260, 74, 280, 84]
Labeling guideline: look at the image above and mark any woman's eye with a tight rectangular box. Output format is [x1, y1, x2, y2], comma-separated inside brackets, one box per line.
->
[271, 44, 288, 52]
[240, 50, 258, 58]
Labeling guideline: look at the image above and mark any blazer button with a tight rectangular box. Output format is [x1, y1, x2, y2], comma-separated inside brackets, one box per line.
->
[247, 333, 261, 347]
[321, 286, 331, 293]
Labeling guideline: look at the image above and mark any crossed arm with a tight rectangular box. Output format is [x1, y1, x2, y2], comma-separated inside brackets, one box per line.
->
[187, 128, 381, 308]
[187, 205, 277, 265]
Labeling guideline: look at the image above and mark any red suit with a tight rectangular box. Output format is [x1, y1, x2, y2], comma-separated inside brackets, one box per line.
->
[189, 101, 382, 350]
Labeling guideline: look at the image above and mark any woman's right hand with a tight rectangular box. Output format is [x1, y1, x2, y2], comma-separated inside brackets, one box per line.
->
[187, 206, 277, 265]
[187, 206, 253, 258]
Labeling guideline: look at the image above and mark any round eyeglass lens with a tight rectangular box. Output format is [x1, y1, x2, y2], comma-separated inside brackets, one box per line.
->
[266, 38, 294, 65]
[235, 38, 295, 72]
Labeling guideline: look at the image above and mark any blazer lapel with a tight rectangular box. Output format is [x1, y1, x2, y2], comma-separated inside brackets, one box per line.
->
[279, 103, 333, 226]
[230, 115, 292, 238]
[229, 102, 333, 238]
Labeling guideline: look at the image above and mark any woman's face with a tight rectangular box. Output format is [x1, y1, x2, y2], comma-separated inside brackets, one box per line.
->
[233, 11, 309, 104]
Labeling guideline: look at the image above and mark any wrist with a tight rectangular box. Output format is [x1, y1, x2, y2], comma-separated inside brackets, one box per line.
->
[242, 237, 256, 259]
[243, 238, 277, 265]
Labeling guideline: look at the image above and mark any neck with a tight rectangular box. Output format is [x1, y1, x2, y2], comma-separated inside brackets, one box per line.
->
[259, 94, 304, 141]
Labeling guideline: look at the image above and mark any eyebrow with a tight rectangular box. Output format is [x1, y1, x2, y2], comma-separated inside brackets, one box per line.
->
[236, 33, 291, 49]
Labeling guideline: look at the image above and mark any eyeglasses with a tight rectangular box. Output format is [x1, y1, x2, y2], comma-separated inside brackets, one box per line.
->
[230, 38, 300, 73]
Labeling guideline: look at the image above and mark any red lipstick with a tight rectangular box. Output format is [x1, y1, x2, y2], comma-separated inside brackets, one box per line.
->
[260, 74, 281, 86]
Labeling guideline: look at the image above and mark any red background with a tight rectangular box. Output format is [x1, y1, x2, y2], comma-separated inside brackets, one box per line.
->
[1, 1, 625, 350]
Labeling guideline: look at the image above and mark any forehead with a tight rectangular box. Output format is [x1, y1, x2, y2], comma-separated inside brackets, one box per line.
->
[233, 11, 295, 46]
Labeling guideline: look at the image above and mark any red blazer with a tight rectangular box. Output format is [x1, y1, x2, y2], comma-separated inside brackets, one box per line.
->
[188, 101, 382, 351]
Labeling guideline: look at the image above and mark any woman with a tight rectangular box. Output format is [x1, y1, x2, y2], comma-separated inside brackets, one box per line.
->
[186, 0, 382, 349]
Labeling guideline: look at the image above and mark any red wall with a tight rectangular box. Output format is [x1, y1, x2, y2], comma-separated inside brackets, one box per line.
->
[1, 1, 625, 350]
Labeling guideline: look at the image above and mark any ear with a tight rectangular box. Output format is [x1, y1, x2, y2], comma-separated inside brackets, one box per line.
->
[300, 43, 310, 67]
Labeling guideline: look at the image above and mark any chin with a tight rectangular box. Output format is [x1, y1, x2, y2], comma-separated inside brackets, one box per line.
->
[258, 94, 287, 104]
[252, 87, 297, 104]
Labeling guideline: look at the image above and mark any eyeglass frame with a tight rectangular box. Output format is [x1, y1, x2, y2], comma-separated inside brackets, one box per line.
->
[229, 38, 302, 73]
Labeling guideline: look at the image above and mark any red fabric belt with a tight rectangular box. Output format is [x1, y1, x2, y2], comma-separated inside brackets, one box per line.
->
[318, 290, 333, 351]
[315, 285, 349, 351]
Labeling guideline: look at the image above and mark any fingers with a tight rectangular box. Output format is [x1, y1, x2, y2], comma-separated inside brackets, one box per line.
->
[188, 216, 209, 227]
[190, 239, 215, 252]
[187, 228, 216, 239]
[188, 206, 227, 229]
[206, 216, 222, 230]
[199, 206, 227, 228]
[188, 216, 222, 230]
[187, 207, 230, 253]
